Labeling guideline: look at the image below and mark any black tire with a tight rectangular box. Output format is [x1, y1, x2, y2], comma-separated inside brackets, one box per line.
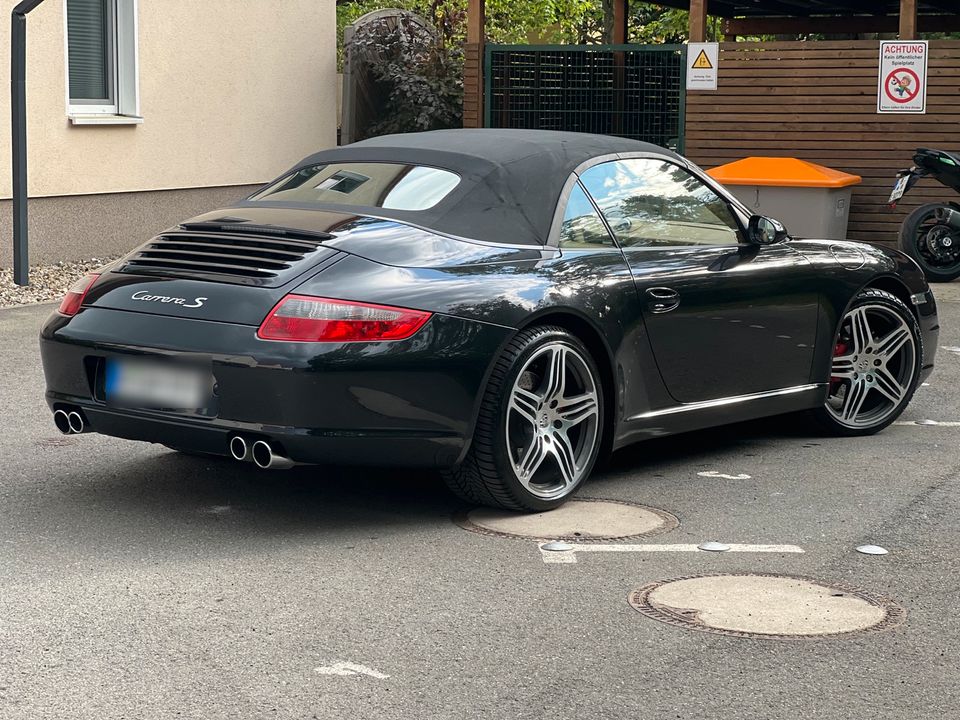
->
[808, 289, 922, 437]
[899, 203, 960, 283]
[442, 325, 605, 512]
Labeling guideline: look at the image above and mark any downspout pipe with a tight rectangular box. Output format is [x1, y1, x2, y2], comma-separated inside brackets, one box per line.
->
[11, 0, 47, 286]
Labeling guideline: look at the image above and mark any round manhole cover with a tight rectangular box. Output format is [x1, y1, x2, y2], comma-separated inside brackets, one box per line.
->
[455, 498, 678, 542]
[629, 574, 904, 638]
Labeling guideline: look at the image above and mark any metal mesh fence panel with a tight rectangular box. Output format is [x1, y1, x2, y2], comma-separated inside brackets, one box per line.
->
[486, 45, 685, 151]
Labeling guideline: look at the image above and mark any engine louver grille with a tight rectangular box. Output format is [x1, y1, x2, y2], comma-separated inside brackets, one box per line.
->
[120, 227, 335, 286]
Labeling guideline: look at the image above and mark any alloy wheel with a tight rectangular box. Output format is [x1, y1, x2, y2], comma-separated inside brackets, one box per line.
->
[826, 304, 917, 428]
[506, 342, 601, 500]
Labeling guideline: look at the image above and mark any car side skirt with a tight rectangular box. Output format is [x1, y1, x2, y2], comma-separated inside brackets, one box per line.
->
[613, 383, 828, 448]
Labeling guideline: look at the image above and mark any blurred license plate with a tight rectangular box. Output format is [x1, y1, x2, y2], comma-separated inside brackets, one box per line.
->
[888, 175, 910, 204]
[105, 359, 210, 410]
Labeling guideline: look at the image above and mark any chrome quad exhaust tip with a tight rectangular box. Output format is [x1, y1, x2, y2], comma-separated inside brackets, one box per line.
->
[67, 411, 85, 434]
[54, 408, 87, 434]
[229, 435, 252, 462]
[251, 440, 296, 470]
[53, 409, 72, 435]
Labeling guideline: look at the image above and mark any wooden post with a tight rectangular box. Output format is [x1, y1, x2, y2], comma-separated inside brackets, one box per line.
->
[467, 0, 484, 45]
[613, 0, 628, 44]
[689, 0, 708, 43]
[899, 0, 918, 39]
[463, 0, 485, 128]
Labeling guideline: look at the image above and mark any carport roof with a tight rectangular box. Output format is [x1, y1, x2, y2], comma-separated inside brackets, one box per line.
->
[653, 0, 957, 18]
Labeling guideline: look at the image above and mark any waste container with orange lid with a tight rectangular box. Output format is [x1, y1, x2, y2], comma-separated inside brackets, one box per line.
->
[706, 157, 862, 240]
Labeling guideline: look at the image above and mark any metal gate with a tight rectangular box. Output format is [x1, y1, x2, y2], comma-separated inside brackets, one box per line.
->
[484, 44, 686, 152]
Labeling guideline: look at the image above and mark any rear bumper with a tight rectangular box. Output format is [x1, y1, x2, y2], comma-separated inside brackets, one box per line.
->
[41, 307, 511, 468]
[48, 404, 467, 467]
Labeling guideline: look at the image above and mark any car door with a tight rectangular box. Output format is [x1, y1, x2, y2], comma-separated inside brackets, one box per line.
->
[578, 157, 820, 404]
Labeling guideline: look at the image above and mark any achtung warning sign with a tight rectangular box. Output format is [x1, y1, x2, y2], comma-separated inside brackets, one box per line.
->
[686, 42, 718, 91]
[878, 41, 928, 114]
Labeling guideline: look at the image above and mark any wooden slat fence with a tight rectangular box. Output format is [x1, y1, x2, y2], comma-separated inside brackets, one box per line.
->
[684, 40, 960, 246]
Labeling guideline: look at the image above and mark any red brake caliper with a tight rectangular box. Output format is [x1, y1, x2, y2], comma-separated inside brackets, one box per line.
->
[830, 341, 849, 384]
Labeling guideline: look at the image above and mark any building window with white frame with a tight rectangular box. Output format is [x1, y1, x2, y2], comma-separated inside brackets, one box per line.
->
[65, 0, 141, 123]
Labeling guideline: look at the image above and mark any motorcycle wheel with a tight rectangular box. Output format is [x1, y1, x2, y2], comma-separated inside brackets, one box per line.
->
[899, 203, 960, 282]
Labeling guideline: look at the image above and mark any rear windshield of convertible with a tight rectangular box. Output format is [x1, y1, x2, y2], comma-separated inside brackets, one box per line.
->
[248, 162, 461, 211]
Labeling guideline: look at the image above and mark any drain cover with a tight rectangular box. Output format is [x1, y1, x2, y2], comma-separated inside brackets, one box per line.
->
[629, 574, 904, 638]
[456, 498, 678, 542]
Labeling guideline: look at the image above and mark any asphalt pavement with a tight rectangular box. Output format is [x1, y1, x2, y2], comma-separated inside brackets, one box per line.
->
[2, 285, 959, 719]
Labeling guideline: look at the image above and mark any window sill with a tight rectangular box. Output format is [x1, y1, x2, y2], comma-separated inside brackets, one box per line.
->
[68, 114, 143, 126]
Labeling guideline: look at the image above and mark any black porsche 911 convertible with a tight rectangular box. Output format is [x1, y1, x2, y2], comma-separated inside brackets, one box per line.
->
[41, 129, 938, 511]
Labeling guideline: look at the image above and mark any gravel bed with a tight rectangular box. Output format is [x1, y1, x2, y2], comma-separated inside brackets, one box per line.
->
[0, 257, 119, 309]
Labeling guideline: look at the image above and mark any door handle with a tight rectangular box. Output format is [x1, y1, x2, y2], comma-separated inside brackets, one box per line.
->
[645, 287, 680, 314]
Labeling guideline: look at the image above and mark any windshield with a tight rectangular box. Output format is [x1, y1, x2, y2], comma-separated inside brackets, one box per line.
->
[249, 162, 461, 211]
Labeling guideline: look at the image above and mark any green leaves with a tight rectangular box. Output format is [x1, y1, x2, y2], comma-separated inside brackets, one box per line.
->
[338, 0, 709, 137]
[350, 13, 464, 137]
[338, 1, 703, 58]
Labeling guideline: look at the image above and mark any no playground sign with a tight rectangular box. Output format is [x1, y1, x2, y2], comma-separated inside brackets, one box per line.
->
[878, 41, 928, 114]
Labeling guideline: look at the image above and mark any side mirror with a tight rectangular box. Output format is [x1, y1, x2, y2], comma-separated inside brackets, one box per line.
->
[748, 215, 789, 245]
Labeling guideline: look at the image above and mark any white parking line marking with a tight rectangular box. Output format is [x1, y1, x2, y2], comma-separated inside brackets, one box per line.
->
[698, 470, 752, 480]
[941, 346, 960, 354]
[315, 662, 389, 679]
[894, 420, 960, 427]
[539, 542, 804, 564]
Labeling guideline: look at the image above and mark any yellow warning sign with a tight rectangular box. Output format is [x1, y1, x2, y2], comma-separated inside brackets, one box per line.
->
[692, 49, 713, 70]
[687, 43, 718, 90]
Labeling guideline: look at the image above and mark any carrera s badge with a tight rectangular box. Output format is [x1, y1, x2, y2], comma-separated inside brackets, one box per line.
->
[131, 291, 207, 309]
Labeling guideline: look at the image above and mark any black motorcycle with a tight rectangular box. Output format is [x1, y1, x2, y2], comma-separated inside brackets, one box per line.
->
[890, 148, 960, 282]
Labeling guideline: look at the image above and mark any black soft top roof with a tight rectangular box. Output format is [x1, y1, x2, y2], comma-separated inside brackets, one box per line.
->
[276, 129, 676, 246]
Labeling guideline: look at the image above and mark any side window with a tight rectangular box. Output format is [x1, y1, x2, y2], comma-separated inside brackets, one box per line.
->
[558, 182, 615, 249]
[579, 159, 741, 248]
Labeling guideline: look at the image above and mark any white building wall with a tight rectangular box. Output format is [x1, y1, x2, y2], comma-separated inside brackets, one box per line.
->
[1, 0, 337, 199]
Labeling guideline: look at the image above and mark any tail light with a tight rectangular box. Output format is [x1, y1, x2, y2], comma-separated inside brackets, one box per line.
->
[57, 273, 100, 317]
[257, 295, 432, 342]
